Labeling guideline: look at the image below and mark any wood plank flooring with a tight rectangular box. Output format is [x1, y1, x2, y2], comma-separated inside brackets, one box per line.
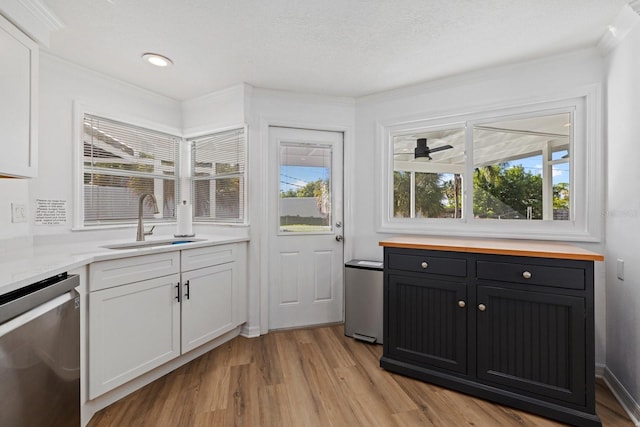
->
[88, 324, 633, 427]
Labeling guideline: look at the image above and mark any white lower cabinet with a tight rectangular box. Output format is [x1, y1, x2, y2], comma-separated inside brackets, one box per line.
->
[181, 263, 234, 353]
[88, 242, 247, 399]
[88, 274, 181, 399]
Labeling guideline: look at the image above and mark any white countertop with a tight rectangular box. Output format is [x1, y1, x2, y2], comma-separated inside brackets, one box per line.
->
[0, 234, 249, 296]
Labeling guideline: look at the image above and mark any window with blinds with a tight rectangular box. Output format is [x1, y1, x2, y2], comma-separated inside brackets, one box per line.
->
[82, 114, 180, 226]
[190, 128, 246, 223]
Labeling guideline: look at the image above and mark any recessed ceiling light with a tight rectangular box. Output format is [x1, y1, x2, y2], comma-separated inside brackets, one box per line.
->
[142, 53, 173, 67]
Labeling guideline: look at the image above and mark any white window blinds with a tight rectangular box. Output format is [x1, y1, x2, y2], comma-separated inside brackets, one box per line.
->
[83, 114, 180, 225]
[190, 128, 246, 223]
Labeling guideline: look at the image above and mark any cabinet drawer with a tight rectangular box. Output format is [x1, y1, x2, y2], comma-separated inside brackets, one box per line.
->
[476, 261, 585, 290]
[387, 253, 466, 277]
[181, 243, 237, 272]
[90, 252, 180, 291]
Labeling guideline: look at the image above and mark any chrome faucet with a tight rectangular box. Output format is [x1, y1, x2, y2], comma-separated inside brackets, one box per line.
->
[136, 193, 160, 241]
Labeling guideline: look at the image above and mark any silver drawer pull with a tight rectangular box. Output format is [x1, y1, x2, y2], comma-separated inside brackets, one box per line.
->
[522, 271, 532, 279]
[421, 261, 428, 269]
[478, 304, 487, 312]
[458, 300, 466, 308]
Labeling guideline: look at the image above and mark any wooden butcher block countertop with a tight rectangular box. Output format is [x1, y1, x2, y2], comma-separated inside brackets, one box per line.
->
[379, 235, 604, 261]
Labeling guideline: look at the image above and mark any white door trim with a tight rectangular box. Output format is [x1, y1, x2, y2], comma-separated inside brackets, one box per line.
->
[258, 116, 355, 334]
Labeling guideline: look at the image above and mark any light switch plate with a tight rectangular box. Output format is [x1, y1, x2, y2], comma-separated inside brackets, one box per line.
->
[11, 203, 27, 223]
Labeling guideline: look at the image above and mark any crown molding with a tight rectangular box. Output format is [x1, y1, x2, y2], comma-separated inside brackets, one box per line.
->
[0, 0, 64, 46]
[19, 0, 64, 31]
[597, 3, 640, 55]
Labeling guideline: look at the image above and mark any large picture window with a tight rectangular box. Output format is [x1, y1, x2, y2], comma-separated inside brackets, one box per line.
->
[81, 114, 180, 226]
[381, 94, 601, 241]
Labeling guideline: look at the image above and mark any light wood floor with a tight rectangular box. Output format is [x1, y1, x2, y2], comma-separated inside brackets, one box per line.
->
[88, 324, 633, 427]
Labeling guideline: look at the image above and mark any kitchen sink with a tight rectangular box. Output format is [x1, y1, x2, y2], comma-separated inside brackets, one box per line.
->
[102, 238, 205, 250]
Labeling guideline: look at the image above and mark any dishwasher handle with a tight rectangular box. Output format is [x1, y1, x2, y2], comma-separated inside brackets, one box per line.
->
[0, 289, 78, 339]
[0, 274, 79, 324]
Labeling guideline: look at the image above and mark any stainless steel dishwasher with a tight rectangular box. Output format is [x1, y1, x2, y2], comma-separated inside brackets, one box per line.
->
[0, 273, 80, 427]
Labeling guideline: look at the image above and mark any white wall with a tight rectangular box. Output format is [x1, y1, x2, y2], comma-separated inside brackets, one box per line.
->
[29, 53, 182, 241]
[0, 179, 30, 240]
[181, 83, 246, 136]
[604, 7, 640, 416]
[353, 49, 608, 364]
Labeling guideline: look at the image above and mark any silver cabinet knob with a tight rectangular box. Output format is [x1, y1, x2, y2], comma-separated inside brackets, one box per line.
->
[522, 271, 532, 279]
[478, 304, 487, 312]
[458, 300, 466, 308]
[421, 261, 428, 269]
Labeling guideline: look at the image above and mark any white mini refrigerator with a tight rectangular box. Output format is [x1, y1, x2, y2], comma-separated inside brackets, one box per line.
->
[344, 260, 383, 344]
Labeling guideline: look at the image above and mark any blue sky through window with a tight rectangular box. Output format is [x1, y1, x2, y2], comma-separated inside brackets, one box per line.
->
[280, 165, 330, 193]
[508, 155, 569, 186]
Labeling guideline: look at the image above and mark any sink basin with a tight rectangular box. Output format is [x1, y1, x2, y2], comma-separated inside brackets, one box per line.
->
[102, 238, 205, 250]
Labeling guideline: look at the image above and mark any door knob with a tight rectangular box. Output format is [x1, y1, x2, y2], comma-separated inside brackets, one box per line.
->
[335, 235, 344, 242]
[478, 304, 487, 312]
[458, 300, 466, 308]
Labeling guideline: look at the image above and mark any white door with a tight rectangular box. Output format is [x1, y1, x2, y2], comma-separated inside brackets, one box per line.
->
[269, 127, 344, 330]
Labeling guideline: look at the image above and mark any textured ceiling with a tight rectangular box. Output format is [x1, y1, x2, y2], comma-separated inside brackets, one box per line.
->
[40, 0, 628, 101]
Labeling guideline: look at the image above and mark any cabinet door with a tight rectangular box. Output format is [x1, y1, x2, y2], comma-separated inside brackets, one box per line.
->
[88, 274, 181, 399]
[386, 273, 467, 373]
[476, 285, 586, 405]
[0, 15, 37, 178]
[181, 263, 236, 353]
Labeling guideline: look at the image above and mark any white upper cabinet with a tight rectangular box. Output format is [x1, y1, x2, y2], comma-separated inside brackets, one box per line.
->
[0, 14, 38, 178]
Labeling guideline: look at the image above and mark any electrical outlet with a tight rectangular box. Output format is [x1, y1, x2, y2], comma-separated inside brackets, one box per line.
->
[11, 203, 27, 223]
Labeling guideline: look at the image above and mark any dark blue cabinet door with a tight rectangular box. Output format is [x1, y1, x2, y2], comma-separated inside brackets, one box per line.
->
[476, 285, 586, 405]
[386, 273, 467, 374]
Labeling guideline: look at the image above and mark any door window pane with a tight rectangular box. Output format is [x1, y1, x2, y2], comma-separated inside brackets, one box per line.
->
[279, 143, 332, 233]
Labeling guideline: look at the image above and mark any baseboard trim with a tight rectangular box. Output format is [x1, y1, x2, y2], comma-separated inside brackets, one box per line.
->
[603, 367, 640, 426]
[595, 363, 606, 378]
[240, 324, 261, 338]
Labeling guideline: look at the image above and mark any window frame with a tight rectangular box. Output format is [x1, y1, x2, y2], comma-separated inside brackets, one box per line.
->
[188, 125, 248, 225]
[73, 106, 183, 230]
[378, 90, 602, 242]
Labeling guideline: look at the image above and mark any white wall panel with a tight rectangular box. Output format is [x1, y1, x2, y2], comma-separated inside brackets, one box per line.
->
[605, 11, 640, 412]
